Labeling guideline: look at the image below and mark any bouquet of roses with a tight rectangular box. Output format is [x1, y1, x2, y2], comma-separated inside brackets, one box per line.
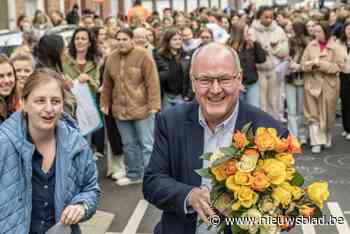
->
[196, 123, 330, 234]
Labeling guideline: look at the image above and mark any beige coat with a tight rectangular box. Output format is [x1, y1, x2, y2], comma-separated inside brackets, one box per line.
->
[100, 46, 161, 121]
[301, 39, 346, 130]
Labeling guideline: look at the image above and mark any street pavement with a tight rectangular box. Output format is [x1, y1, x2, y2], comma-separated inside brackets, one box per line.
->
[81, 118, 350, 234]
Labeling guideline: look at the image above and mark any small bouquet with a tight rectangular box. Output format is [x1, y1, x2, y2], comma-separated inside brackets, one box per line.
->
[196, 123, 329, 234]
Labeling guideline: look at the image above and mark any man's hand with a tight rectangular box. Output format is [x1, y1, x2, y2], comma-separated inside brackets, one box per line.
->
[101, 105, 109, 115]
[187, 187, 216, 224]
[149, 109, 158, 114]
[60, 204, 85, 225]
[79, 73, 91, 83]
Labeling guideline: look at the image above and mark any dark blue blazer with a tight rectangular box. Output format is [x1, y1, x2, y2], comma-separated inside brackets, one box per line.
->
[143, 101, 288, 234]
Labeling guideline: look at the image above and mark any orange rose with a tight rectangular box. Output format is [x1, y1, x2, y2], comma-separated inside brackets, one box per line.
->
[299, 205, 316, 217]
[287, 134, 302, 153]
[277, 215, 295, 231]
[251, 171, 271, 192]
[211, 163, 228, 182]
[275, 137, 290, 153]
[244, 149, 260, 158]
[225, 160, 237, 176]
[255, 128, 276, 152]
[233, 131, 249, 149]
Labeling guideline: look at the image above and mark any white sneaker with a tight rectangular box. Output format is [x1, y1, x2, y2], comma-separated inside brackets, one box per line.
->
[115, 176, 142, 186]
[346, 134, 350, 140]
[342, 131, 348, 137]
[311, 145, 321, 154]
[111, 171, 126, 180]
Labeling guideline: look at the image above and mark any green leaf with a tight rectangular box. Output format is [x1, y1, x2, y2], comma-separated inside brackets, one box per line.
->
[200, 152, 212, 161]
[241, 122, 253, 134]
[221, 146, 238, 156]
[290, 171, 305, 187]
[195, 168, 213, 179]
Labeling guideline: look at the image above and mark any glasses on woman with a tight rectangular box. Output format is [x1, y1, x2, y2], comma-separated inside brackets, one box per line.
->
[193, 74, 238, 88]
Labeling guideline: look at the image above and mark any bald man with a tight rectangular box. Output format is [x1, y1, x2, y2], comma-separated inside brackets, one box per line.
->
[133, 27, 154, 54]
[143, 43, 288, 234]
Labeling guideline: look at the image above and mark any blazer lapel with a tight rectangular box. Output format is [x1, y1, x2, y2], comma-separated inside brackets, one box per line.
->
[185, 101, 204, 187]
[234, 101, 247, 132]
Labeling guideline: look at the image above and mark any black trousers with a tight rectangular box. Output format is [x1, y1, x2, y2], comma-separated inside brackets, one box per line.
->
[340, 73, 350, 133]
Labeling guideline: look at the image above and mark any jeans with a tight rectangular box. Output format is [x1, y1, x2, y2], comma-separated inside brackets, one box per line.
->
[116, 113, 155, 180]
[162, 93, 185, 110]
[286, 83, 306, 141]
[240, 82, 260, 108]
[259, 69, 282, 120]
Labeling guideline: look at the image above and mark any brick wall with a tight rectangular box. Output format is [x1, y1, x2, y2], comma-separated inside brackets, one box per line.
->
[16, 0, 25, 17]
[46, 1, 61, 14]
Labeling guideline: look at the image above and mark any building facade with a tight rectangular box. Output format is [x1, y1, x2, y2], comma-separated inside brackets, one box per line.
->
[2, 0, 237, 30]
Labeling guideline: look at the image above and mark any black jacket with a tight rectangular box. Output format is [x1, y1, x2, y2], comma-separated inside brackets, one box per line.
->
[154, 50, 193, 100]
[237, 41, 266, 85]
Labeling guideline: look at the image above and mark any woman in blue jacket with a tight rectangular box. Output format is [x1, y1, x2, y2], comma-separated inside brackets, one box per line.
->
[0, 68, 100, 234]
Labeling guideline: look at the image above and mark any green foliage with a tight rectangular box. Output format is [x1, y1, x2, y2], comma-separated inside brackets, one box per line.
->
[290, 171, 305, 187]
[195, 168, 213, 179]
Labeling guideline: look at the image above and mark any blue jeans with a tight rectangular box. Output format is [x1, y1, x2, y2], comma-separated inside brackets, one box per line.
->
[162, 93, 185, 110]
[240, 82, 260, 108]
[286, 83, 306, 141]
[116, 114, 155, 180]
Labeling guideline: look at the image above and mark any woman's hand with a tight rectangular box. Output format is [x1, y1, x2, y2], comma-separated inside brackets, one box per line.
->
[79, 73, 91, 83]
[60, 204, 86, 225]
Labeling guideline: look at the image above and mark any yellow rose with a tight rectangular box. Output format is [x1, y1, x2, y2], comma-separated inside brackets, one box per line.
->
[210, 149, 225, 163]
[225, 160, 237, 176]
[237, 154, 259, 173]
[232, 201, 241, 211]
[251, 171, 271, 192]
[291, 186, 305, 200]
[285, 167, 296, 181]
[234, 171, 253, 186]
[276, 153, 295, 167]
[233, 131, 249, 149]
[307, 181, 330, 208]
[299, 204, 316, 217]
[255, 128, 276, 152]
[210, 163, 227, 182]
[272, 185, 292, 206]
[235, 186, 259, 208]
[262, 159, 287, 185]
[226, 176, 241, 192]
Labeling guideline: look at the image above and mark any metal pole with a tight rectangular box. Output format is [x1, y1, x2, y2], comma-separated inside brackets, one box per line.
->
[152, 0, 157, 12]
[184, 0, 188, 13]
[169, 0, 174, 11]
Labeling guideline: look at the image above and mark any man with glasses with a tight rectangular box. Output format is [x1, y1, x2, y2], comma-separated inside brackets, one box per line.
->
[143, 43, 288, 234]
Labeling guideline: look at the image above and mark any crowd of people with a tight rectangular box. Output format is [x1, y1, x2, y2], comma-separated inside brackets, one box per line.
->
[0, 0, 350, 232]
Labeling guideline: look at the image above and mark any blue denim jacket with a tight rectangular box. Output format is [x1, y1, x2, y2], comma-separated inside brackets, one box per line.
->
[0, 112, 101, 234]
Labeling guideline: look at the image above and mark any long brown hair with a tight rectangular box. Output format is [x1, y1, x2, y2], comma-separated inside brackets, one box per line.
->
[0, 54, 17, 120]
[227, 23, 245, 50]
[157, 27, 182, 59]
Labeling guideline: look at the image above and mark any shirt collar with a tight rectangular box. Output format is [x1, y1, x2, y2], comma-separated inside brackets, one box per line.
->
[198, 101, 240, 133]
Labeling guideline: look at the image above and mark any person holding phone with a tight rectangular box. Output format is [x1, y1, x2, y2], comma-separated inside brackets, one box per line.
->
[301, 22, 346, 153]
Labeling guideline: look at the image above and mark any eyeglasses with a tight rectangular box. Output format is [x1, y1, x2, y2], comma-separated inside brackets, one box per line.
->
[193, 75, 238, 88]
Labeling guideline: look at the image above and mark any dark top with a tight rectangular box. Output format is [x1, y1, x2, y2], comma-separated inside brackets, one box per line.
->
[30, 148, 56, 234]
[237, 41, 266, 85]
[154, 50, 193, 99]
